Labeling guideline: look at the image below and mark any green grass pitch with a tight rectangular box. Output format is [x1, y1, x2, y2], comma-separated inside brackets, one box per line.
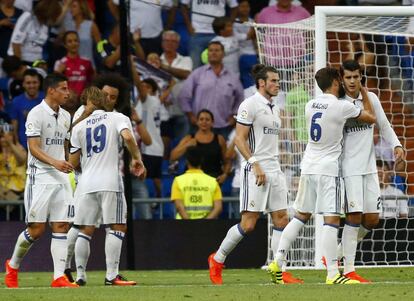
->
[1, 268, 413, 301]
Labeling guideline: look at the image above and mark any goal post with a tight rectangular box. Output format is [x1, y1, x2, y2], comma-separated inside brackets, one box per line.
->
[253, 6, 414, 269]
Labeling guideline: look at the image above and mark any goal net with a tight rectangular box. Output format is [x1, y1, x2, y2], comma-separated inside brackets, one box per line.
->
[254, 7, 414, 268]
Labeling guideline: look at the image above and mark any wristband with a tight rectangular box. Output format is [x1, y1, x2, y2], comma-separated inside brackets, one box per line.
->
[247, 156, 258, 164]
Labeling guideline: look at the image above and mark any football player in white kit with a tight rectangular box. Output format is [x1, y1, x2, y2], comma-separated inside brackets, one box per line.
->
[5, 73, 78, 288]
[337, 60, 404, 282]
[208, 64, 303, 284]
[268, 67, 377, 284]
[69, 87, 145, 286]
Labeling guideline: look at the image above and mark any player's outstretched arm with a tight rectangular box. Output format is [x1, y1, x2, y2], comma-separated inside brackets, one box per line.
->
[28, 137, 73, 173]
[356, 87, 376, 124]
[120, 128, 146, 178]
[235, 123, 266, 186]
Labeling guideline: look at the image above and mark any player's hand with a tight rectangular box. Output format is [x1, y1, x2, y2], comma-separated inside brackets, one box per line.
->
[52, 160, 74, 173]
[394, 146, 405, 163]
[131, 159, 146, 179]
[252, 162, 266, 186]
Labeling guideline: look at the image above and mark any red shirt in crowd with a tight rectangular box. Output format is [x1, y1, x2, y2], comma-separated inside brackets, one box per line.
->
[54, 56, 94, 97]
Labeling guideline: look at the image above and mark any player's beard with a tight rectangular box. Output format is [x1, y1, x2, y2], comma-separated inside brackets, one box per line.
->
[265, 87, 278, 98]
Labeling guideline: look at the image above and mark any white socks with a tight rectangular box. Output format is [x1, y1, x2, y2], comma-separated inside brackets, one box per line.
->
[214, 224, 245, 264]
[75, 233, 91, 282]
[342, 223, 359, 274]
[274, 217, 304, 267]
[322, 224, 339, 279]
[357, 225, 371, 242]
[271, 227, 284, 270]
[65, 227, 80, 270]
[105, 230, 125, 281]
[51, 233, 68, 280]
[9, 229, 35, 269]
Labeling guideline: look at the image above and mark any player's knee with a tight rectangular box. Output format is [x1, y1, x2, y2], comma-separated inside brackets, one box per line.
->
[27, 224, 46, 239]
[273, 215, 288, 229]
[110, 224, 127, 233]
[346, 212, 362, 225]
[363, 215, 379, 229]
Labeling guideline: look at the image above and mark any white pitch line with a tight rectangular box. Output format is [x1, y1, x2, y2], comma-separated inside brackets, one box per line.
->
[1, 281, 414, 290]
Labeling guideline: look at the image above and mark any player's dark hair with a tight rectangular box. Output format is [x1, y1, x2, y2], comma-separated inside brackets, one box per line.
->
[208, 41, 225, 52]
[142, 78, 159, 94]
[340, 60, 362, 76]
[1, 55, 24, 76]
[63, 30, 79, 45]
[92, 73, 131, 115]
[212, 16, 232, 35]
[252, 64, 278, 89]
[43, 73, 67, 93]
[186, 146, 203, 168]
[315, 67, 340, 92]
[197, 109, 214, 121]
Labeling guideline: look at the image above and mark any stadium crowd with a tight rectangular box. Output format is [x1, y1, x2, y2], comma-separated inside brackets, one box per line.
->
[0, 0, 412, 222]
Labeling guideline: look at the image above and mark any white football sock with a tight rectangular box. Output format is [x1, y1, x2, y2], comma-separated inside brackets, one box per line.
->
[65, 227, 79, 270]
[51, 233, 68, 280]
[274, 217, 305, 268]
[270, 227, 285, 271]
[357, 225, 371, 242]
[322, 224, 339, 279]
[342, 223, 360, 274]
[9, 229, 35, 269]
[105, 230, 125, 281]
[75, 233, 91, 282]
[214, 224, 245, 264]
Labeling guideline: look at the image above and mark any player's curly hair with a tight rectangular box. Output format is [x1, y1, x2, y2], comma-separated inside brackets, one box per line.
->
[92, 73, 131, 115]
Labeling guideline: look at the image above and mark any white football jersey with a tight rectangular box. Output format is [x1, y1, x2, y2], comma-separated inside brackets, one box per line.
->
[70, 110, 133, 194]
[300, 94, 360, 176]
[25, 100, 71, 184]
[341, 92, 401, 177]
[72, 105, 85, 123]
[7, 12, 48, 62]
[236, 92, 282, 173]
[136, 95, 164, 157]
[181, 0, 238, 33]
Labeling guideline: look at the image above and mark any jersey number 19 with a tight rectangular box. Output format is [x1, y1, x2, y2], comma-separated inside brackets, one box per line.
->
[86, 124, 107, 157]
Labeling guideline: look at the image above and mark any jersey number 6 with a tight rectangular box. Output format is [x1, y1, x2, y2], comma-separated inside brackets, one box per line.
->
[310, 112, 322, 142]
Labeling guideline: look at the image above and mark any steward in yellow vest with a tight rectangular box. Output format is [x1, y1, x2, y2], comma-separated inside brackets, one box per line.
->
[171, 146, 223, 219]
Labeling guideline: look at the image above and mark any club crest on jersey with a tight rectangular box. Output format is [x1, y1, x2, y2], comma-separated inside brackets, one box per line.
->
[239, 110, 248, 120]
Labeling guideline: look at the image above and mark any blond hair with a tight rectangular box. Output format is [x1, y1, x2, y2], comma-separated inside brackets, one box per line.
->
[80, 86, 105, 108]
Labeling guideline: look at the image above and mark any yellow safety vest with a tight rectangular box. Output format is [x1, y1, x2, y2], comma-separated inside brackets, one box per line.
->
[171, 169, 222, 219]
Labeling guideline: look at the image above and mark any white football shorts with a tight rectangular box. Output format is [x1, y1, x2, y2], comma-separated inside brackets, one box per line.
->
[239, 168, 288, 213]
[343, 174, 381, 214]
[24, 183, 74, 223]
[293, 175, 343, 215]
[74, 191, 127, 226]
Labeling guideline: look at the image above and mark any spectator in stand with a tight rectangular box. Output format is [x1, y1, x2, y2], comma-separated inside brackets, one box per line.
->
[257, 0, 310, 71]
[7, 0, 62, 65]
[181, 0, 239, 68]
[234, 0, 257, 89]
[134, 74, 164, 199]
[170, 109, 231, 184]
[171, 146, 223, 219]
[96, 23, 144, 72]
[54, 31, 94, 98]
[108, 0, 173, 56]
[0, 0, 23, 60]
[61, 0, 101, 67]
[211, 17, 241, 77]
[377, 160, 408, 219]
[179, 41, 244, 139]
[1, 55, 45, 99]
[0, 125, 26, 201]
[10, 69, 43, 149]
[160, 30, 193, 141]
